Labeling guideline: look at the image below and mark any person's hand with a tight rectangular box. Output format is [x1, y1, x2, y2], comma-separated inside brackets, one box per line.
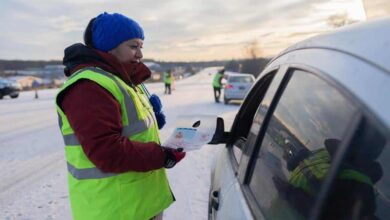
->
[162, 147, 186, 168]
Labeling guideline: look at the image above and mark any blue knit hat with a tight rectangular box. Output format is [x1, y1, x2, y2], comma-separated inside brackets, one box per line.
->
[92, 12, 144, 52]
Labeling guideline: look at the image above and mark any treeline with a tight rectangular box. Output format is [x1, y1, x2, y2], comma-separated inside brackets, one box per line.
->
[148, 58, 272, 77]
[0, 59, 227, 71]
[0, 57, 272, 77]
[156, 60, 229, 75]
[224, 57, 271, 77]
[0, 60, 62, 71]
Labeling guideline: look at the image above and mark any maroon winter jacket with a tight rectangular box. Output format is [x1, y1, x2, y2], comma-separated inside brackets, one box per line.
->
[58, 44, 165, 173]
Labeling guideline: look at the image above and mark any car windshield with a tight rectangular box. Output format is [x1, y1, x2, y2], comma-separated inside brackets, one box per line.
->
[228, 76, 254, 83]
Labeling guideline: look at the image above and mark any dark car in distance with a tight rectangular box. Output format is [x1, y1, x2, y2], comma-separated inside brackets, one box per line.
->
[0, 77, 21, 99]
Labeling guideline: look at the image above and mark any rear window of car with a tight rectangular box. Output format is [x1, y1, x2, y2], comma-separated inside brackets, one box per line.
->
[228, 76, 254, 83]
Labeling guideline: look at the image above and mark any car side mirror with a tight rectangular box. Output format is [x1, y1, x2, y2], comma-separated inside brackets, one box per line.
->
[208, 117, 230, 144]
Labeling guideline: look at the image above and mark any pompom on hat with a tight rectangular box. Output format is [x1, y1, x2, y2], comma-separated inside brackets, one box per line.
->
[92, 12, 144, 52]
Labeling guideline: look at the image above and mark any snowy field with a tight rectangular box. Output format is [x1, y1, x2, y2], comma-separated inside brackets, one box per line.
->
[0, 67, 241, 220]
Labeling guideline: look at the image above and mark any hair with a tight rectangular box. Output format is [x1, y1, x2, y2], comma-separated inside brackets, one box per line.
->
[84, 17, 96, 48]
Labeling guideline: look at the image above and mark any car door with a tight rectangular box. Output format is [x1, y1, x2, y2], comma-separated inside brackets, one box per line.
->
[236, 68, 365, 219]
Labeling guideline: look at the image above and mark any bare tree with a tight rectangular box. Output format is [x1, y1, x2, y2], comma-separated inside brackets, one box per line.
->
[244, 40, 263, 59]
[327, 12, 359, 28]
[234, 39, 270, 76]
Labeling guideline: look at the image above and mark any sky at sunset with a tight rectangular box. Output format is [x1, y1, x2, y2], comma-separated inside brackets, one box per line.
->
[0, 0, 388, 61]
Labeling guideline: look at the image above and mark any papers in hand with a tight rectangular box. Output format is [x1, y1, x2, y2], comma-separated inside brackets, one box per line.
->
[163, 127, 213, 151]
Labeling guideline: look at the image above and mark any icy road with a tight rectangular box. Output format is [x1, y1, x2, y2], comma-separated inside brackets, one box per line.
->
[0, 67, 240, 220]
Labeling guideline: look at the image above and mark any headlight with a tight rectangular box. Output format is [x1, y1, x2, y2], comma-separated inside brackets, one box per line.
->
[11, 82, 21, 89]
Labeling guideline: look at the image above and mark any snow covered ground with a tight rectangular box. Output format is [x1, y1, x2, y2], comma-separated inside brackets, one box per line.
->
[0, 67, 241, 220]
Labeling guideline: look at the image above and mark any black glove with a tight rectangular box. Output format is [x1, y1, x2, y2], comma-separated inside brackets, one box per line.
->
[163, 147, 186, 168]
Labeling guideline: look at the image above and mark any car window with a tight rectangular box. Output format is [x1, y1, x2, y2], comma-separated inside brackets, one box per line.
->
[248, 69, 358, 219]
[229, 71, 278, 165]
[228, 76, 254, 83]
[320, 118, 390, 220]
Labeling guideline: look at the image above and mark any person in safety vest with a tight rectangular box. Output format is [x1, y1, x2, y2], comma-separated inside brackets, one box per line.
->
[56, 12, 186, 220]
[32, 79, 40, 99]
[273, 138, 382, 219]
[163, 70, 172, 95]
[212, 69, 224, 103]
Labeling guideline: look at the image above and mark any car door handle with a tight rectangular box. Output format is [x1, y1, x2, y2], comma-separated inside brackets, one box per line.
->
[211, 190, 220, 211]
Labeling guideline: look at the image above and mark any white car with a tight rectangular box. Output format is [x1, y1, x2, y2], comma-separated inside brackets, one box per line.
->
[208, 18, 390, 220]
[223, 73, 255, 104]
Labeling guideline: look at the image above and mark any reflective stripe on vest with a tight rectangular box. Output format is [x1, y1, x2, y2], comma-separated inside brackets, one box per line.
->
[67, 162, 117, 180]
[62, 116, 153, 146]
[339, 169, 373, 186]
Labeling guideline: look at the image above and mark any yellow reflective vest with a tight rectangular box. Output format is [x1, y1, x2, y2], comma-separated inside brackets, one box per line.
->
[289, 149, 373, 195]
[163, 72, 172, 84]
[212, 73, 223, 88]
[56, 67, 174, 220]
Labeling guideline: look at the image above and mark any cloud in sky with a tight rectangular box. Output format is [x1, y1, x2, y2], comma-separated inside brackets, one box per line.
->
[0, 0, 368, 61]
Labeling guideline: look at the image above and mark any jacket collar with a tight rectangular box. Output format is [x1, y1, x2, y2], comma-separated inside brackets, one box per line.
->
[63, 43, 151, 86]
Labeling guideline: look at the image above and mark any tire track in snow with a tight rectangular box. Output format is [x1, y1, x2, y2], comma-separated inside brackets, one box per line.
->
[0, 151, 65, 202]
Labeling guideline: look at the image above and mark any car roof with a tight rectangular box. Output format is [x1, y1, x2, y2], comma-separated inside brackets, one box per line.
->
[281, 17, 390, 73]
[225, 72, 255, 77]
[263, 17, 390, 130]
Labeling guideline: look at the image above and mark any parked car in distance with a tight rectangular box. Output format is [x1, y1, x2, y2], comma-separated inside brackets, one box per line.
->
[0, 77, 21, 99]
[223, 73, 255, 104]
[208, 18, 390, 220]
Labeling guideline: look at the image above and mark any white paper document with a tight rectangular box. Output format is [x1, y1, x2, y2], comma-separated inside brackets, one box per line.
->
[163, 127, 213, 151]
[163, 115, 217, 151]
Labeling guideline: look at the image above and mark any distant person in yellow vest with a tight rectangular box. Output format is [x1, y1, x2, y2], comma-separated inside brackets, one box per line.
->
[212, 68, 225, 103]
[163, 70, 172, 94]
[56, 12, 186, 220]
